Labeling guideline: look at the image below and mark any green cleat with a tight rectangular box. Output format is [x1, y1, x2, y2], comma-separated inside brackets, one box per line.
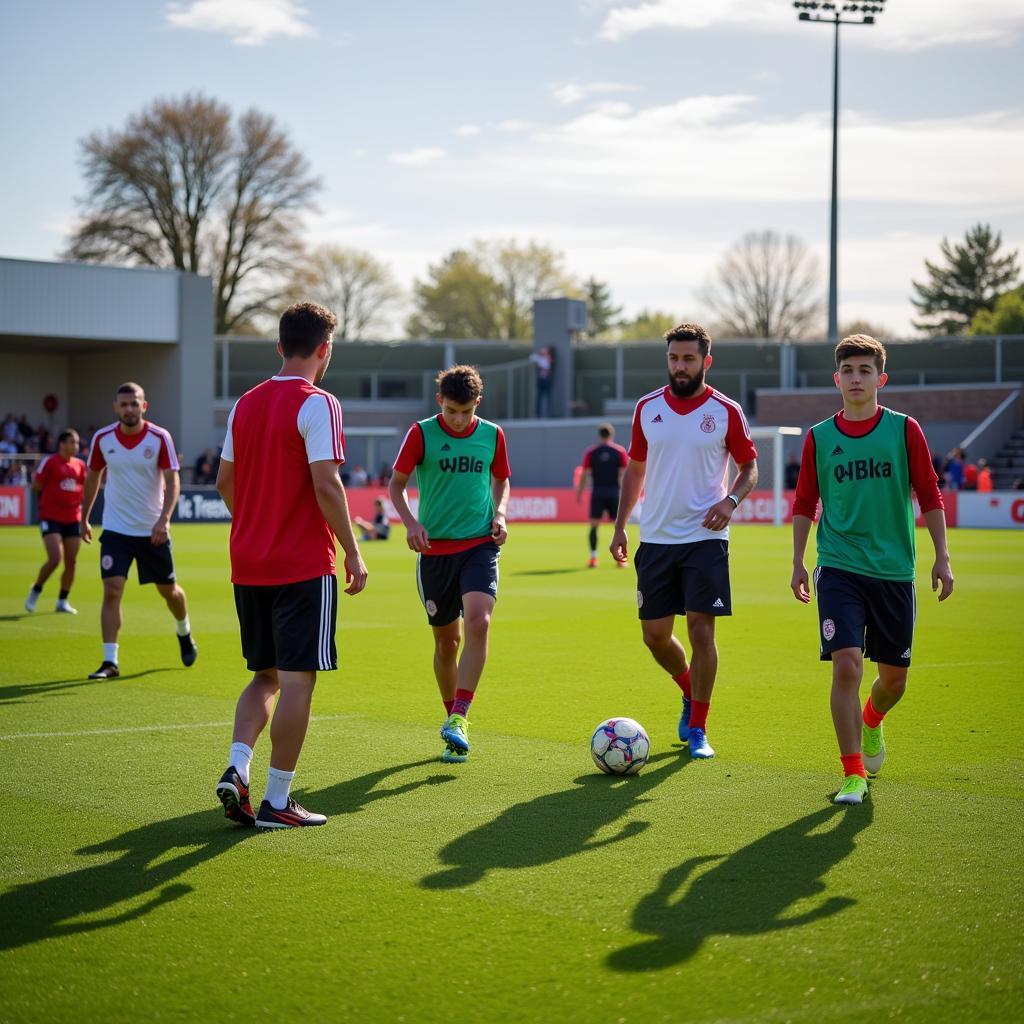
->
[441, 741, 469, 764]
[440, 713, 470, 754]
[862, 721, 885, 777]
[834, 775, 868, 805]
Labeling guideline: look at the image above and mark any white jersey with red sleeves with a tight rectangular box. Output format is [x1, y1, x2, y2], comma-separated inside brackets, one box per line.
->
[222, 375, 345, 586]
[629, 386, 757, 544]
[88, 421, 179, 537]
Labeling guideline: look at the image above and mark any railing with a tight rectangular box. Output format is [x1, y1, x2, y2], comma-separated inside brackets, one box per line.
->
[958, 387, 1023, 460]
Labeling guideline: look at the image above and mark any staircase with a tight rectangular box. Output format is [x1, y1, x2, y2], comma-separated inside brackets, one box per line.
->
[989, 427, 1024, 489]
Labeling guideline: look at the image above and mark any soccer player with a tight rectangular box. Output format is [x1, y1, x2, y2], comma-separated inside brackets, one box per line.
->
[353, 498, 391, 541]
[790, 335, 954, 805]
[81, 383, 197, 679]
[610, 323, 758, 760]
[576, 423, 628, 568]
[389, 365, 510, 763]
[214, 302, 368, 830]
[25, 429, 86, 614]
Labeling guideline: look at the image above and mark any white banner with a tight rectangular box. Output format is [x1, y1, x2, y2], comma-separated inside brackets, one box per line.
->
[956, 492, 1024, 529]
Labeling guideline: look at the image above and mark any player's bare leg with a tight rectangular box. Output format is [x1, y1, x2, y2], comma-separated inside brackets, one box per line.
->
[233, 669, 280, 748]
[861, 662, 907, 778]
[100, 576, 126, 643]
[59, 536, 80, 596]
[588, 519, 600, 567]
[640, 615, 688, 675]
[685, 612, 717, 702]
[156, 582, 197, 667]
[456, 591, 494, 695]
[830, 646, 869, 803]
[33, 533, 63, 589]
[431, 619, 461, 707]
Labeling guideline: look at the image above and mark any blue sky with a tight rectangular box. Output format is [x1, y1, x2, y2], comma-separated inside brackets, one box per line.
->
[2, 0, 1022, 335]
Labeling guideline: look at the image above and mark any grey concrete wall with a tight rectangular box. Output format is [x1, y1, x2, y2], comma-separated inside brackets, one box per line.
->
[176, 273, 216, 459]
[0, 352, 69, 426]
[501, 416, 633, 487]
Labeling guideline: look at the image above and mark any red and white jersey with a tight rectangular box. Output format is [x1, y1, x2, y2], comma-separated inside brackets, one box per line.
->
[35, 454, 86, 523]
[222, 376, 345, 586]
[629, 386, 757, 544]
[88, 422, 179, 536]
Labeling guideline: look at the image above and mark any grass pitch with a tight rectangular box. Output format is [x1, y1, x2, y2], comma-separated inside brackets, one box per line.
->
[0, 522, 1021, 1024]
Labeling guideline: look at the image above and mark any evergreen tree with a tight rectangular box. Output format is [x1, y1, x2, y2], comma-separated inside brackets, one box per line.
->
[584, 277, 623, 338]
[911, 224, 1020, 335]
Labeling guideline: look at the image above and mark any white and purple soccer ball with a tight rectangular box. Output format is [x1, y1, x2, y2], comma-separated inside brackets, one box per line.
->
[590, 717, 650, 775]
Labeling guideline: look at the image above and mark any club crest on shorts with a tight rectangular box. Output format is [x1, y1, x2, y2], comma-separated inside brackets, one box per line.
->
[822, 618, 836, 641]
[636, 590, 644, 608]
[101, 554, 114, 570]
[700, 413, 716, 433]
[425, 599, 437, 616]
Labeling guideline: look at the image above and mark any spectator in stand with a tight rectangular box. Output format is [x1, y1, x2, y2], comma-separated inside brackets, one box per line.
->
[194, 448, 218, 485]
[1011, 478, 1023, 491]
[530, 346, 555, 418]
[354, 499, 391, 541]
[349, 464, 369, 487]
[944, 448, 964, 490]
[2, 414, 19, 446]
[976, 459, 994, 492]
[784, 454, 801, 491]
[963, 457, 978, 491]
[17, 415, 34, 444]
[377, 462, 393, 486]
[932, 451, 945, 480]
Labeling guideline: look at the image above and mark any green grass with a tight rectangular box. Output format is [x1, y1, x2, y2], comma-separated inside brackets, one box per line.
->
[1, 523, 1022, 1024]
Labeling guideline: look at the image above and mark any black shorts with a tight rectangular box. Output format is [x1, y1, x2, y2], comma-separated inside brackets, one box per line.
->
[416, 541, 500, 627]
[40, 519, 81, 539]
[233, 575, 338, 672]
[635, 539, 731, 620]
[814, 565, 915, 666]
[589, 489, 620, 521]
[100, 530, 176, 585]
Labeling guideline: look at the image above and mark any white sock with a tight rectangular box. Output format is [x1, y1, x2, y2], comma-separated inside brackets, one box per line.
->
[230, 742, 253, 786]
[175, 616, 191, 637]
[103, 642, 119, 665]
[265, 766, 295, 810]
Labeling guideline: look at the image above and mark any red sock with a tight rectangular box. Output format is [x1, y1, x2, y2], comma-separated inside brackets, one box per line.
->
[840, 753, 866, 778]
[451, 689, 474, 717]
[443, 699, 454, 715]
[689, 700, 710, 731]
[863, 696, 885, 728]
[672, 668, 692, 699]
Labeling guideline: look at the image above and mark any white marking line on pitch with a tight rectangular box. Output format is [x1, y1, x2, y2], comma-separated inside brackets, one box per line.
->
[0, 713, 353, 742]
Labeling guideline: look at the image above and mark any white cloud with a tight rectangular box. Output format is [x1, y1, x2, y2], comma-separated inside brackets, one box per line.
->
[164, 0, 315, 47]
[599, 0, 1024, 52]
[496, 119, 534, 133]
[444, 99, 1024, 207]
[388, 147, 446, 166]
[455, 124, 481, 137]
[549, 81, 638, 106]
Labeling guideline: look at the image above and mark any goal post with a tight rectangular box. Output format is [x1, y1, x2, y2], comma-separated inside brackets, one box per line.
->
[746, 425, 804, 526]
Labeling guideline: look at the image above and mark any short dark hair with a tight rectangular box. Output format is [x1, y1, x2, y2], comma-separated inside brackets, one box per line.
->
[57, 429, 78, 444]
[598, 422, 614, 440]
[835, 334, 886, 374]
[280, 302, 338, 358]
[117, 382, 144, 397]
[436, 364, 483, 404]
[664, 322, 712, 357]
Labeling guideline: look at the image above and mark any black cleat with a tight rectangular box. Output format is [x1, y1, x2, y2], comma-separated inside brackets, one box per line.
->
[178, 632, 198, 667]
[88, 661, 120, 680]
[255, 798, 327, 830]
[215, 766, 256, 827]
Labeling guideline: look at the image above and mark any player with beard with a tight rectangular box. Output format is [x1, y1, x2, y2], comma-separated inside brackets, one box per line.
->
[81, 383, 197, 679]
[610, 323, 758, 759]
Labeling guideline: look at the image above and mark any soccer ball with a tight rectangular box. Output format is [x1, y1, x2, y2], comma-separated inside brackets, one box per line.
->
[590, 717, 650, 775]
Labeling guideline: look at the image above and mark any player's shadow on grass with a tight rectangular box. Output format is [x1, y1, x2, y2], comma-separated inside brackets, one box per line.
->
[421, 751, 687, 889]
[608, 802, 873, 972]
[511, 568, 588, 576]
[298, 758, 455, 816]
[0, 808, 252, 951]
[0, 670, 160, 707]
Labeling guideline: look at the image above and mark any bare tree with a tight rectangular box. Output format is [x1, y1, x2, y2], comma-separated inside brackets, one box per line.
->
[700, 231, 822, 340]
[65, 94, 320, 334]
[291, 245, 403, 340]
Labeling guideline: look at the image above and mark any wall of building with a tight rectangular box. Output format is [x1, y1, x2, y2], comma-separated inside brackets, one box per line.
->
[0, 353, 69, 427]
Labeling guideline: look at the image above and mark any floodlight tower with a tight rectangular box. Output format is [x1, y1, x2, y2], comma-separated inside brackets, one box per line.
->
[794, 1, 887, 344]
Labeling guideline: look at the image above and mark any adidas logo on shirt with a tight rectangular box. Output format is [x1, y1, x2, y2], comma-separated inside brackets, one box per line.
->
[830, 444, 844, 456]
[651, 414, 663, 423]
[440, 443, 451, 451]
[713, 598, 724, 608]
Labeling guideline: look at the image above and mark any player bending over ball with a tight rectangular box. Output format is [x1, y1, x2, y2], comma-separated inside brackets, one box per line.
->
[790, 335, 954, 805]
[389, 365, 511, 763]
[611, 323, 758, 760]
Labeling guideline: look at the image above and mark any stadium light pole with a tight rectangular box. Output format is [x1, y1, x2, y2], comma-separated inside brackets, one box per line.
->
[794, 1, 887, 344]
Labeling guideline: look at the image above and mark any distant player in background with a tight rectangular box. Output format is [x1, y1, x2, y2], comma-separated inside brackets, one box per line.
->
[353, 498, 391, 541]
[25, 429, 85, 614]
[215, 302, 367, 830]
[611, 323, 758, 760]
[791, 335, 953, 805]
[389, 365, 511, 763]
[576, 422, 628, 568]
[80, 383, 197, 680]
